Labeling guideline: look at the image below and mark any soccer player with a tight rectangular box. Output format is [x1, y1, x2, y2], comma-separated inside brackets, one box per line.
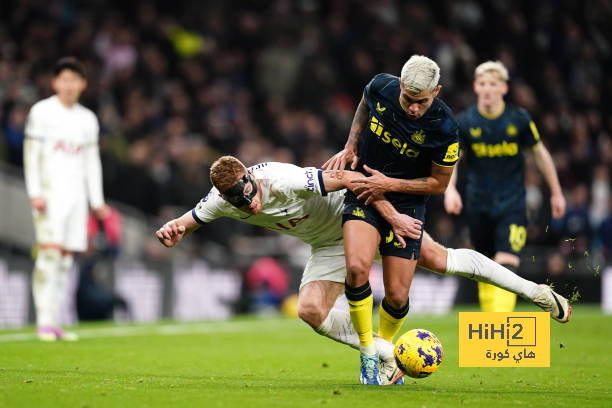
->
[156, 155, 569, 386]
[323, 55, 461, 384]
[24, 57, 110, 341]
[444, 61, 566, 313]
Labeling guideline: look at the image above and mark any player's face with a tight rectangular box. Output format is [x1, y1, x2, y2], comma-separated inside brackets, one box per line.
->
[227, 171, 262, 214]
[399, 84, 441, 120]
[473, 72, 508, 105]
[52, 69, 87, 107]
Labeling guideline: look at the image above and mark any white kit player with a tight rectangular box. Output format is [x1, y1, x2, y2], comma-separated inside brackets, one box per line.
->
[24, 57, 110, 341]
[156, 155, 570, 385]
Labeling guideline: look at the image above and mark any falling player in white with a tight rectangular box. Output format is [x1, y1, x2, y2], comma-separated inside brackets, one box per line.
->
[156, 155, 570, 385]
[24, 57, 110, 341]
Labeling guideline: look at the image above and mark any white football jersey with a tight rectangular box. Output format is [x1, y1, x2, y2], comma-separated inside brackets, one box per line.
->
[24, 95, 104, 207]
[192, 162, 345, 247]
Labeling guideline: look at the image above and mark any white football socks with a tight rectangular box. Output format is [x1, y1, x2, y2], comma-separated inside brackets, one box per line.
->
[446, 248, 538, 300]
[32, 248, 62, 327]
[315, 308, 395, 361]
[54, 255, 74, 324]
[32, 250, 73, 328]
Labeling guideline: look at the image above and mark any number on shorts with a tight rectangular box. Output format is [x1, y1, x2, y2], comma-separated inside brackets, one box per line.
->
[508, 224, 526, 252]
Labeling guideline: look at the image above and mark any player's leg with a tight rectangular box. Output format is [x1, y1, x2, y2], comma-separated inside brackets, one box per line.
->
[376, 209, 424, 344]
[485, 213, 528, 312]
[344, 220, 379, 352]
[297, 245, 396, 361]
[378, 255, 416, 343]
[419, 232, 537, 299]
[31, 207, 64, 341]
[299, 280, 397, 358]
[51, 249, 78, 341]
[49, 198, 89, 341]
[32, 243, 63, 341]
[466, 210, 502, 312]
[298, 280, 344, 329]
[485, 252, 520, 312]
[418, 232, 570, 322]
[495, 214, 568, 321]
[375, 255, 416, 386]
[343, 219, 382, 385]
[375, 221, 422, 386]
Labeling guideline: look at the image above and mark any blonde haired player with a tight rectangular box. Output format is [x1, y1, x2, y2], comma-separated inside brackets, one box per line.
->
[444, 60, 566, 313]
[24, 57, 110, 341]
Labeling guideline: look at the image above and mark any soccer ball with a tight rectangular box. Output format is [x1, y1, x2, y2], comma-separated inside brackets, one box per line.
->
[394, 329, 443, 378]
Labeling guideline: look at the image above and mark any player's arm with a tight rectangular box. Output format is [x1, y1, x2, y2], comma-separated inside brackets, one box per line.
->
[83, 116, 111, 219]
[23, 107, 46, 212]
[369, 200, 422, 247]
[320, 170, 422, 244]
[531, 142, 566, 219]
[443, 155, 463, 215]
[156, 211, 202, 248]
[85, 141, 111, 220]
[23, 136, 45, 212]
[322, 98, 370, 175]
[350, 163, 455, 205]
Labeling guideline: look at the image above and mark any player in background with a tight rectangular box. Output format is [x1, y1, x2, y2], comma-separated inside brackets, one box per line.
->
[323, 55, 460, 384]
[156, 155, 569, 386]
[444, 61, 566, 313]
[24, 57, 110, 341]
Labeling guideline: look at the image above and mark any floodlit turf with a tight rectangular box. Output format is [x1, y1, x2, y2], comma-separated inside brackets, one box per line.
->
[1, 305, 610, 408]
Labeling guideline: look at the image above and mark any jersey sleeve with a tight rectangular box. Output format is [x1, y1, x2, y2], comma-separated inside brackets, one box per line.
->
[88, 111, 100, 144]
[23, 104, 44, 197]
[85, 112, 104, 208]
[431, 119, 460, 167]
[24, 103, 45, 140]
[363, 74, 393, 110]
[274, 164, 328, 197]
[517, 108, 541, 148]
[191, 189, 227, 224]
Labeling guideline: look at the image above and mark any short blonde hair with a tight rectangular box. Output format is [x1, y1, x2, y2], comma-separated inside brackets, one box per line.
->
[210, 155, 247, 192]
[474, 61, 509, 82]
[400, 55, 440, 93]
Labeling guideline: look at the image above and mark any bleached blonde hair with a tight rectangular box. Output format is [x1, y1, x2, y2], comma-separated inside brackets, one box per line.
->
[400, 55, 440, 93]
[474, 60, 509, 82]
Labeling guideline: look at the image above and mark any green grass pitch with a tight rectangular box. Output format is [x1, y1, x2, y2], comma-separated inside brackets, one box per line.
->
[1, 305, 610, 407]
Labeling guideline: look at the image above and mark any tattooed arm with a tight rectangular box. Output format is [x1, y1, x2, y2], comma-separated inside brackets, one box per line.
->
[351, 163, 455, 204]
[322, 98, 370, 175]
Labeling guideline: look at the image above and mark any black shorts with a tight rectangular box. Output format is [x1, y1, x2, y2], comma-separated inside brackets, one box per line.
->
[467, 207, 527, 258]
[342, 193, 425, 260]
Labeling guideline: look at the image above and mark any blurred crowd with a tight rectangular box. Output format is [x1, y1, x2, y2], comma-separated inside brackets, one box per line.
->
[1, 0, 611, 276]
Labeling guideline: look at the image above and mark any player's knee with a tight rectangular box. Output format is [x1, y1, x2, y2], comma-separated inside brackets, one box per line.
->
[384, 289, 409, 310]
[36, 247, 62, 264]
[297, 299, 325, 328]
[345, 257, 371, 280]
[418, 238, 447, 274]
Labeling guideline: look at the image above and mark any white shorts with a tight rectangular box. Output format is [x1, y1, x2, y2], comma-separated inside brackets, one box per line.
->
[299, 243, 381, 289]
[32, 194, 88, 252]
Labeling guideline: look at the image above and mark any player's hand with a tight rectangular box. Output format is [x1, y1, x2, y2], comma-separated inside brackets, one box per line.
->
[350, 165, 389, 205]
[443, 187, 463, 215]
[93, 204, 111, 220]
[156, 221, 186, 248]
[550, 193, 566, 219]
[30, 197, 46, 213]
[389, 214, 423, 248]
[322, 147, 359, 178]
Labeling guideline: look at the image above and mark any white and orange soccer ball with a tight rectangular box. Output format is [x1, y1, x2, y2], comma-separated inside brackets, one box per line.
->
[394, 329, 443, 378]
